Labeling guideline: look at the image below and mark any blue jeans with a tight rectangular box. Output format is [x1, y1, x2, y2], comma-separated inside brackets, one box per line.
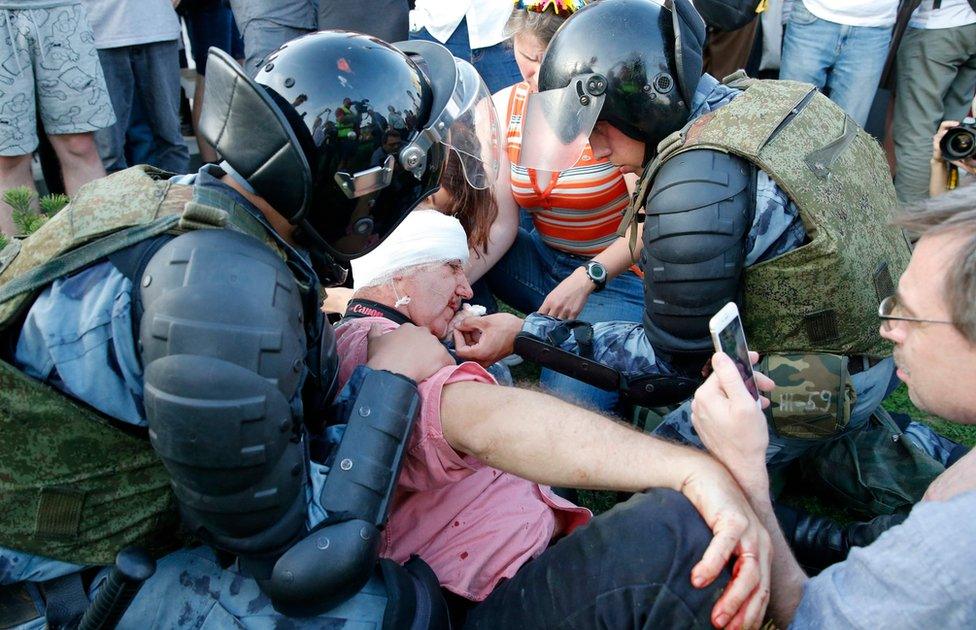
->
[183, 0, 245, 74]
[409, 18, 522, 93]
[779, 1, 892, 127]
[228, 0, 315, 77]
[485, 226, 645, 411]
[95, 40, 190, 174]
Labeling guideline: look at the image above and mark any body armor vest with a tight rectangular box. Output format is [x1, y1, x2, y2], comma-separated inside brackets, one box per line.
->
[638, 73, 911, 357]
[0, 166, 283, 565]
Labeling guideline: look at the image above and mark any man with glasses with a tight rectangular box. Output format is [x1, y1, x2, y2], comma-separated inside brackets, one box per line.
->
[690, 186, 976, 627]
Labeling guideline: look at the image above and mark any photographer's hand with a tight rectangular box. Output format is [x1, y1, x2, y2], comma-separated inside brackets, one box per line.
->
[932, 120, 960, 163]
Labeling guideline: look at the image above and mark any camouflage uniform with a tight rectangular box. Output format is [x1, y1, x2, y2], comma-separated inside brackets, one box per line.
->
[523, 74, 952, 467]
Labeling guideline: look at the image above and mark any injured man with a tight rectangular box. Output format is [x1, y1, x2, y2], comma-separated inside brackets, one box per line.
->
[330, 208, 773, 629]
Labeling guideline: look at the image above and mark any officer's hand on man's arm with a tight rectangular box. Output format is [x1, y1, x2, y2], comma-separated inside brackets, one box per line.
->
[439, 380, 772, 629]
[453, 313, 524, 366]
[366, 323, 454, 383]
[691, 352, 809, 628]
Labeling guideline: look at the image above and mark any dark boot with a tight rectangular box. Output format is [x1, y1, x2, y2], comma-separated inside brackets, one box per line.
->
[774, 503, 908, 574]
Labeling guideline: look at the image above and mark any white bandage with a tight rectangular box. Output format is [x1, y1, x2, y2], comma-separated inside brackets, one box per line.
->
[351, 209, 469, 289]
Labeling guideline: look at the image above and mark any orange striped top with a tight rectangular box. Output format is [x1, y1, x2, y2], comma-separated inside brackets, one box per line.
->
[506, 82, 630, 257]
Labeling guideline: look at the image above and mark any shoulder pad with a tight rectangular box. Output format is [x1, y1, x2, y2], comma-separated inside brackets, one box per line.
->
[139, 228, 305, 394]
[138, 228, 309, 555]
[647, 149, 752, 216]
[641, 149, 754, 352]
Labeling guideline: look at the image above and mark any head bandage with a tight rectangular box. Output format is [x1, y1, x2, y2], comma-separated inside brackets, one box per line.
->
[352, 209, 469, 289]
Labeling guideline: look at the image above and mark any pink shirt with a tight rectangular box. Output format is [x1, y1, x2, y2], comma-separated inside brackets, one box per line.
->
[335, 317, 591, 601]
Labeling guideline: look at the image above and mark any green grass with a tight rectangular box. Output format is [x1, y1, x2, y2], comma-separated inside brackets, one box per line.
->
[883, 384, 976, 447]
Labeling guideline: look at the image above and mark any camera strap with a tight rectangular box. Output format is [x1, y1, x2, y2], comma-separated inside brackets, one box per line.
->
[341, 299, 413, 326]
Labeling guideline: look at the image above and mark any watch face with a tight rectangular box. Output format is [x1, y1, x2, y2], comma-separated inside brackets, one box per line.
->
[588, 262, 606, 281]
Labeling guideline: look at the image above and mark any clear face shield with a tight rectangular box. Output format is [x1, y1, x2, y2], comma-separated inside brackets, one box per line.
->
[443, 61, 500, 189]
[518, 73, 608, 172]
[397, 58, 500, 191]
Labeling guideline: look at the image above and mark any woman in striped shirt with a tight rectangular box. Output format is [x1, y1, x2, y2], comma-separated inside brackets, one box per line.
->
[469, 1, 646, 411]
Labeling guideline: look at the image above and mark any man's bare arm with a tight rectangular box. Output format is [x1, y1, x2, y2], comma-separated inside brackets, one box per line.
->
[690, 352, 811, 627]
[442, 380, 704, 492]
[440, 380, 773, 630]
[740, 483, 808, 627]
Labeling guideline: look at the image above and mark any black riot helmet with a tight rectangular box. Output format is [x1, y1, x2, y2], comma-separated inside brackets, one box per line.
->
[520, 0, 706, 171]
[199, 31, 499, 263]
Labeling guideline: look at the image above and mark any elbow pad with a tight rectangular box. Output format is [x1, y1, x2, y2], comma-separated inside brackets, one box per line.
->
[259, 367, 421, 616]
[139, 228, 309, 557]
[642, 149, 754, 356]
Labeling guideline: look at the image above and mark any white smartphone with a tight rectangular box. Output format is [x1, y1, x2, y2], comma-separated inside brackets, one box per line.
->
[708, 302, 760, 401]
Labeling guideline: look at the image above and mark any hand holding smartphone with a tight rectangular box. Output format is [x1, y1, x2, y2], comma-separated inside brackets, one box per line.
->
[708, 302, 760, 403]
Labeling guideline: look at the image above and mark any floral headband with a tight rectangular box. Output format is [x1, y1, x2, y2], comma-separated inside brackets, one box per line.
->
[513, 0, 587, 17]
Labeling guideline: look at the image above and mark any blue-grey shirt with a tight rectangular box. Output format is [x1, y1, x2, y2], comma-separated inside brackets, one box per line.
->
[792, 490, 976, 628]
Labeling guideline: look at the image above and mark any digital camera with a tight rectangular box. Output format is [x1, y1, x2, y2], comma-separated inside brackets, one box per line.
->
[939, 117, 976, 161]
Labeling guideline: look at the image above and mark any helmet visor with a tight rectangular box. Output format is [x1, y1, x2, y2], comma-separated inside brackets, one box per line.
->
[444, 60, 500, 190]
[518, 75, 606, 172]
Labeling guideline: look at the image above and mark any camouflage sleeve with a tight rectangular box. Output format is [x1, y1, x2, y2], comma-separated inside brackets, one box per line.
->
[746, 171, 807, 265]
[521, 313, 668, 380]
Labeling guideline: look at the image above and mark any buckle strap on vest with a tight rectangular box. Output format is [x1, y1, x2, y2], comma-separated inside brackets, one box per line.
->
[178, 200, 230, 232]
[720, 69, 754, 90]
[0, 214, 180, 305]
[804, 115, 858, 180]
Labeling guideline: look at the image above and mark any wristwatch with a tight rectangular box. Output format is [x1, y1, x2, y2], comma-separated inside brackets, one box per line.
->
[583, 261, 607, 292]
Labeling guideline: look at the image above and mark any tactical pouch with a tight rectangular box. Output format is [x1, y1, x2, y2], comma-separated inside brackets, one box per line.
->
[0, 358, 180, 565]
[760, 353, 856, 440]
[800, 408, 945, 517]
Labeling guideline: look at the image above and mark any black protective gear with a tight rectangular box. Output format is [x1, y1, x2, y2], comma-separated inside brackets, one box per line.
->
[513, 329, 700, 408]
[258, 368, 421, 615]
[775, 503, 908, 575]
[693, 0, 761, 32]
[199, 32, 496, 263]
[641, 148, 754, 361]
[538, 0, 706, 151]
[140, 228, 309, 558]
[199, 38, 441, 262]
[139, 228, 428, 616]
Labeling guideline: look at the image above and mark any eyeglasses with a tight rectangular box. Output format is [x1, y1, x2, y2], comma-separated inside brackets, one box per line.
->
[878, 295, 954, 331]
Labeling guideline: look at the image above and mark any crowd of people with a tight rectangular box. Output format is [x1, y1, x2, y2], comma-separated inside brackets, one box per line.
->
[1, 0, 975, 629]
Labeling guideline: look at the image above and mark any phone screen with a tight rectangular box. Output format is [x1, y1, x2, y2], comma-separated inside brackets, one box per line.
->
[716, 315, 759, 400]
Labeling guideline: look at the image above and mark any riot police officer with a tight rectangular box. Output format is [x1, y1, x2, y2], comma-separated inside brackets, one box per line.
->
[0, 31, 495, 627]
